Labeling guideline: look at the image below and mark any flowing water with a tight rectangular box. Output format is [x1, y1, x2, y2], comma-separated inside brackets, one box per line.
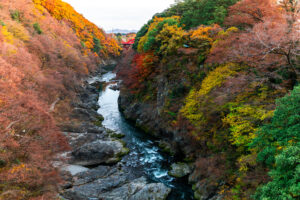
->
[95, 72, 194, 200]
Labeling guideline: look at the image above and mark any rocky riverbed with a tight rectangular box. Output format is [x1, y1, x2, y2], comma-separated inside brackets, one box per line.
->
[55, 64, 172, 200]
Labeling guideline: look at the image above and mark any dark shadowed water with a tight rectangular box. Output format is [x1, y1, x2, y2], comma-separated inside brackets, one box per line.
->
[95, 72, 194, 200]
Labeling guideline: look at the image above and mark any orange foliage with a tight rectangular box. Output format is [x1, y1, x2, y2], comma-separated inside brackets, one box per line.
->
[33, 0, 121, 57]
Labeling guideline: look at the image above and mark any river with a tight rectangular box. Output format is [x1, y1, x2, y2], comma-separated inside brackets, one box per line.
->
[94, 72, 194, 200]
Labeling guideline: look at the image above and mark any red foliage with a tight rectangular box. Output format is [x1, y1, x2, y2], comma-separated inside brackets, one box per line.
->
[225, 0, 276, 28]
[117, 49, 158, 94]
[208, 0, 299, 78]
[189, 155, 227, 191]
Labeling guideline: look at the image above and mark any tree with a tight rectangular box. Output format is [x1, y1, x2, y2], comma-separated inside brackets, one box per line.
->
[93, 37, 102, 53]
[252, 85, 300, 199]
[224, 0, 276, 28]
[208, 0, 300, 81]
[253, 145, 300, 200]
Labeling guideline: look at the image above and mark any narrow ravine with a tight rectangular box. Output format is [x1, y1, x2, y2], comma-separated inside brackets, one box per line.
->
[96, 72, 194, 200]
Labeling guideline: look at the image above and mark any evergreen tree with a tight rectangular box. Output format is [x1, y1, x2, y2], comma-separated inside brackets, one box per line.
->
[252, 86, 300, 199]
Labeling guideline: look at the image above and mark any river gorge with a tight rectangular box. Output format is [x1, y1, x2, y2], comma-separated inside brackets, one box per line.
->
[59, 68, 194, 200]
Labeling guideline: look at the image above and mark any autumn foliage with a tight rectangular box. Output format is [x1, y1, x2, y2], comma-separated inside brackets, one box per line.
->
[33, 0, 121, 57]
[118, 0, 299, 199]
[0, 0, 120, 199]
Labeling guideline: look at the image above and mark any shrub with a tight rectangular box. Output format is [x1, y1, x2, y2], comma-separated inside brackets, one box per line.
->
[93, 37, 102, 53]
[33, 22, 43, 34]
[10, 10, 22, 22]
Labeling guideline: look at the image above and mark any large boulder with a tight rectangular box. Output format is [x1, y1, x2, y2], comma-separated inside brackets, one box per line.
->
[71, 140, 129, 166]
[99, 177, 171, 200]
[63, 170, 129, 200]
[129, 182, 171, 200]
[168, 162, 192, 178]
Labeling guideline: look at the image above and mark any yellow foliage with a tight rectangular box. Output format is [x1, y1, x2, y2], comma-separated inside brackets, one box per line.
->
[156, 24, 185, 56]
[7, 22, 30, 42]
[223, 104, 274, 147]
[9, 163, 30, 174]
[180, 63, 242, 126]
[189, 25, 215, 44]
[180, 88, 206, 126]
[137, 16, 181, 53]
[199, 63, 241, 96]
[1, 26, 14, 44]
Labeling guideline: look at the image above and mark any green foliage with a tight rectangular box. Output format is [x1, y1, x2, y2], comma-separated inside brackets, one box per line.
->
[161, 0, 238, 29]
[80, 40, 86, 48]
[212, 6, 227, 24]
[134, 0, 237, 50]
[253, 145, 300, 200]
[0, 20, 5, 26]
[33, 23, 43, 34]
[252, 86, 300, 199]
[143, 28, 158, 52]
[138, 16, 181, 53]
[93, 37, 102, 53]
[133, 23, 150, 50]
[10, 10, 21, 22]
[252, 86, 300, 167]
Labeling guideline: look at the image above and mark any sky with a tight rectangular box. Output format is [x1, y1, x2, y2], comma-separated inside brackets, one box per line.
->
[63, 0, 175, 31]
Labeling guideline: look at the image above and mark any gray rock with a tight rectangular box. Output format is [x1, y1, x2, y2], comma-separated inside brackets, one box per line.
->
[73, 165, 117, 186]
[61, 165, 89, 176]
[71, 140, 127, 166]
[59, 123, 105, 134]
[72, 107, 98, 121]
[99, 177, 147, 200]
[129, 182, 171, 200]
[168, 162, 191, 178]
[63, 170, 129, 199]
[99, 177, 171, 200]
[193, 181, 219, 200]
[63, 132, 106, 149]
[109, 84, 120, 91]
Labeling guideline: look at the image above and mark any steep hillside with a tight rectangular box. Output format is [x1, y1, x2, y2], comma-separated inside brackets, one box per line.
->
[0, 0, 120, 199]
[117, 0, 299, 199]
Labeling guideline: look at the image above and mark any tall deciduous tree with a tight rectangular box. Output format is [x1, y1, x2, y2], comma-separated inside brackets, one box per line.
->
[208, 0, 300, 80]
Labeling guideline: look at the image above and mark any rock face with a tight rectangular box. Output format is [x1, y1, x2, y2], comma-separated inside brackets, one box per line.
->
[168, 163, 192, 178]
[118, 90, 182, 153]
[71, 140, 128, 166]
